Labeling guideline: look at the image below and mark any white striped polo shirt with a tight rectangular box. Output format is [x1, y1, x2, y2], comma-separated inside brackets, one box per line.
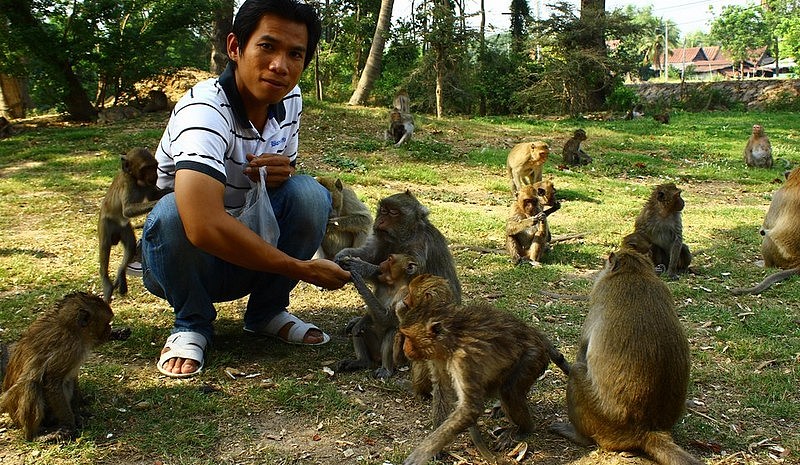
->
[154, 64, 301, 210]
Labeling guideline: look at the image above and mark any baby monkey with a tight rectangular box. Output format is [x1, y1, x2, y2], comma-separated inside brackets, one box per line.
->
[337, 254, 419, 379]
[1, 292, 114, 441]
[397, 274, 570, 465]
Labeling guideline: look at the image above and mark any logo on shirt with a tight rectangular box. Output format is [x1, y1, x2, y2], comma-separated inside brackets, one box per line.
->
[270, 137, 286, 148]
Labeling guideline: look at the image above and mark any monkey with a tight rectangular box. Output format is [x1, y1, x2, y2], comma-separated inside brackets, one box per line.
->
[632, 183, 691, 279]
[0, 116, 15, 138]
[315, 177, 373, 260]
[393, 89, 411, 114]
[732, 167, 800, 294]
[397, 274, 570, 465]
[335, 190, 462, 397]
[142, 89, 169, 113]
[386, 108, 415, 147]
[550, 248, 702, 465]
[335, 190, 461, 303]
[0, 292, 114, 442]
[743, 124, 773, 168]
[506, 141, 549, 196]
[653, 111, 670, 124]
[562, 128, 592, 165]
[337, 254, 419, 379]
[506, 184, 550, 265]
[531, 179, 561, 218]
[97, 105, 142, 124]
[624, 103, 644, 120]
[98, 147, 172, 302]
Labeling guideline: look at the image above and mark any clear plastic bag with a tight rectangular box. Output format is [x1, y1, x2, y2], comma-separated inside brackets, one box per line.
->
[234, 166, 280, 246]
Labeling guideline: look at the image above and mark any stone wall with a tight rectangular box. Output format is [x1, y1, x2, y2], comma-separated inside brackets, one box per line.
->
[628, 79, 800, 110]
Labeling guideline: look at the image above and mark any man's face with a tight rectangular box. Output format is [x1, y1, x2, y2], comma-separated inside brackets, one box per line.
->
[227, 13, 308, 106]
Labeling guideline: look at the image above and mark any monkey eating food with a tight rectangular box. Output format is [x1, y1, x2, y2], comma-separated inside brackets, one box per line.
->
[397, 274, 570, 465]
[98, 147, 172, 302]
[0, 292, 114, 441]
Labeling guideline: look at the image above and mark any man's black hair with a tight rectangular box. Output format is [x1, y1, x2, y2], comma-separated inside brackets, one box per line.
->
[231, 0, 322, 69]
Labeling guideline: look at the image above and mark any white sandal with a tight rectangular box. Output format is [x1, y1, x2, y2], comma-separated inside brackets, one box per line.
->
[245, 311, 330, 346]
[156, 331, 207, 378]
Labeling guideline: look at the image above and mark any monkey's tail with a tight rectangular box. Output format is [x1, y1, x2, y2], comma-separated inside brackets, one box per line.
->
[546, 343, 571, 376]
[642, 431, 702, 465]
[731, 268, 800, 295]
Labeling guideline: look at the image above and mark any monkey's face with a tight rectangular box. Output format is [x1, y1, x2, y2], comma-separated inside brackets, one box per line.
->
[378, 254, 418, 285]
[395, 275, 453, 360]
[752, 124, 764, 136]
[655, 184, 684, 213]
[373, 193, 424, 240]
[575, 129, 587, 140]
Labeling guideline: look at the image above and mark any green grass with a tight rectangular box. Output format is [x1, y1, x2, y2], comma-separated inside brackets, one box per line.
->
[0, 107, 798, 464]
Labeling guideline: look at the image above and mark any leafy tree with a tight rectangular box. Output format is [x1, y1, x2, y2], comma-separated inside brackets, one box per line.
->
[710, 5, 770, 76]
[618, 5, 679, 78]
[509, 0, 531, 56]
[0, 0, 215, 120]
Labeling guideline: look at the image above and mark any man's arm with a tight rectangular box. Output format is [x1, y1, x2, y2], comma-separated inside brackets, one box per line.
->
[174, 169, 350, 290]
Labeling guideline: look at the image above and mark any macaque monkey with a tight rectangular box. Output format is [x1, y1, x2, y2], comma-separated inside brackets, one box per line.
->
[624, 103, 644, 120]
[653, 111, 670, 124]
[633, 183, 691, 279]
[336, 190, 462, 397]
[550, 248, 701, 465]
[506, 184, 549, 265]
[386, 108, 415, 147]
[0, 116, 15, 138]
[0, 292, 114, 441]
[743, 124, 773, 168]
[315, 177, 373, 260]
[142, 89, 169, 113]
[337, 254, 419, 378]
[397, 274, 570, 465]
[98, 147, 172, 302]
[507, 141, 549, 196]
[562, 128, 592, 165]
[732, 167, 800, 294]
[393, 89, 411, 114]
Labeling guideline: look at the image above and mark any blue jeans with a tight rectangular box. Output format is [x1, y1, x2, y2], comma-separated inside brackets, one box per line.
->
[141, 174, 331, 343]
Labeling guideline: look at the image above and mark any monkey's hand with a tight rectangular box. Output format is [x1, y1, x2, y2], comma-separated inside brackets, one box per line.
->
[374, 366, 393, 380]
[533, 211, 547, 222]
[336, 256, 380, 279]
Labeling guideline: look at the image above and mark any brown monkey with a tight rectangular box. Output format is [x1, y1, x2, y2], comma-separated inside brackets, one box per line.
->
[562, 129, 592, 165]
[653, 111, 670, 124]
[337, 254, 419, 378]
[531, 179, 561, 217]
[98, 147, 171, 302]
[386, 108, 415, 147]
[550, 248, 701, 465]
[743, 124, 773, 168]
[506, 184, 549, 265]
[507, 141, 549, 196]
[335, 190, 462, 397]
[0, 116, 15, 138]
[633, 183, 691, 279]
[0, 292, 113, 441]
[732, 167, 800, 294]
[142, 89, 169, 113]
[315, 177, 373, 260]
[397, 274, 570, 465]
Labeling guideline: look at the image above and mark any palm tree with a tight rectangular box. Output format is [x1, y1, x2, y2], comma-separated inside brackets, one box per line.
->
[348, 0, 395, 106]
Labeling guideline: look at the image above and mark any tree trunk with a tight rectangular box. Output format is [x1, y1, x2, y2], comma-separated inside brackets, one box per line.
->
[478, 0, 486, 116]
[210, 0, 234, 74]
[3, 0, 96, 121]
[0, 73, 30, 119]
[348, 0, 394, 106]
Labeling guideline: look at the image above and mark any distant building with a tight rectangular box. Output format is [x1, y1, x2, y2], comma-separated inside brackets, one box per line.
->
[656, 45, 781, 80]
